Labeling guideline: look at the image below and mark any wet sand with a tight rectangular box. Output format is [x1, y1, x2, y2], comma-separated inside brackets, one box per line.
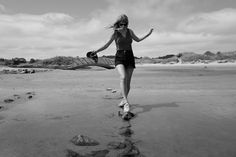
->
[0, 64, 236, 157]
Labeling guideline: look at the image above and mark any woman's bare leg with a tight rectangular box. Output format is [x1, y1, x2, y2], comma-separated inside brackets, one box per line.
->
[121, 67, 134, 112]
[125, 67, 134, 96]
[116, 64, 128, 103]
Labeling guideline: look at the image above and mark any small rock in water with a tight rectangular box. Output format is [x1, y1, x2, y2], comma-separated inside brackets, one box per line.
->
[26, 92, 35, 95]
[71, 135, 99, 146]
[28, 95, 33, 99]
[111, 90, 117, 93]
[106, 88, 112, 91]
[13, 94, 21, 99]
[4, 99, 14, 103]
[0, 106, 4, 110]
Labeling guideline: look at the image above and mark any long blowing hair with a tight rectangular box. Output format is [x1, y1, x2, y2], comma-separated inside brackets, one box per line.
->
[109, 14, 129, 30]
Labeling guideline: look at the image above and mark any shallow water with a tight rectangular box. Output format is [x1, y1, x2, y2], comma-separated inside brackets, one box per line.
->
[131, 65, 236, 157]
[0, 65, 236, 157]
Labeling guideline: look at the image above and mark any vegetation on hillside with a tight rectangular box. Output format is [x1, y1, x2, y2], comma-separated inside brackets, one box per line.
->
[1, 50, 236, 68]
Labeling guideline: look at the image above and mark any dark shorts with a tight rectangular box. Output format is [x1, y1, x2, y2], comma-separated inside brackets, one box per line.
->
[115, 50, 136, 69]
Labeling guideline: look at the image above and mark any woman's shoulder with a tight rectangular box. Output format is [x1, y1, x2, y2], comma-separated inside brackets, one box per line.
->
[127, 28, 134, 37]
[128, 28, 133, 34]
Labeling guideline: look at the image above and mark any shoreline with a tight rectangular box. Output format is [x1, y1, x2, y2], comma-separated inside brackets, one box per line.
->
[1, 61, 236, 71]
[136, 61, 236, 67]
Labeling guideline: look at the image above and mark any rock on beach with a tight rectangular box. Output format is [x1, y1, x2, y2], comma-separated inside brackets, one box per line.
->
[70, 135, 99, 146]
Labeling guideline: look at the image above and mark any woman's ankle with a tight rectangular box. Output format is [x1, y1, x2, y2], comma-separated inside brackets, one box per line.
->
[123, 99, 129, 104]
[123, 102, 130, 112]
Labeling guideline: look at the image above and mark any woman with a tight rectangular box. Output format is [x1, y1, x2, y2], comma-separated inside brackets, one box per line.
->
[92, 14, 153, 113]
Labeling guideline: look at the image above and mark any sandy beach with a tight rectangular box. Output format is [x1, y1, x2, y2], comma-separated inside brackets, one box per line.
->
[1, 64, 236, 157]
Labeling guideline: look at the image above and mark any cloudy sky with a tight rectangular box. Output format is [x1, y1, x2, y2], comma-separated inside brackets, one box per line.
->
[0, 0, 236, 59]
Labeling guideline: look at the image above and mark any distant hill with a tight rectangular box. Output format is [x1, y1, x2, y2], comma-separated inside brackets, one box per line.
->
[178, 51, 236, 63]
[136, 50, 236, 64]
[0, 56, 115, 70]
[1, 50, 236, 68]
[136, 57, 157, 64]
[204, 51, 215, 56]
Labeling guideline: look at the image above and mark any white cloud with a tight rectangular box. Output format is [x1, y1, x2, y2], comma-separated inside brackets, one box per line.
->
[41, 13, 74, 25]
[149, 32, 217, 45]
[1, 1, 236, 59]
[1, 0, 201, 59]
[178, 8, 236, 34]
[104, 0, 183, 19]
[0, 4, 6, 13]
[131, 31, 221, 56]
[0, 12, 106, 59]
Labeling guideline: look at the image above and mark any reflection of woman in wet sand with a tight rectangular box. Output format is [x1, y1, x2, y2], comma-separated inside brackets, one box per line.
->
[92, 14, 153, 113]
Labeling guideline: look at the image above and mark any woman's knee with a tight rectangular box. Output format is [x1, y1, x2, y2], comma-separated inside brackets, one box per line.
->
[119, 75, 126, 81]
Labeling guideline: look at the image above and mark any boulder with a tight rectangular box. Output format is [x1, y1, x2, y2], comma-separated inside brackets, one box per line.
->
[106, 88, 112, 91]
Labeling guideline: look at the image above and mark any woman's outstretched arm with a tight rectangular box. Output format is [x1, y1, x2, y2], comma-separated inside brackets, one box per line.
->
[93, 33, 115, 54]
[129, 28, 154, 42]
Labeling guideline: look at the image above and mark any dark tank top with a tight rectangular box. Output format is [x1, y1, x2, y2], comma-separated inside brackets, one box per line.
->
[114, 29, 133, 50]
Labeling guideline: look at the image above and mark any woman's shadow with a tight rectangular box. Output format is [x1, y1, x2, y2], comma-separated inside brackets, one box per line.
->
[133, 102, 179, 115]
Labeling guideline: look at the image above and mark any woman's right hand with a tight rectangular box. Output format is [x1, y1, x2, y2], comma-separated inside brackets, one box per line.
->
[91, 51, 97, 57]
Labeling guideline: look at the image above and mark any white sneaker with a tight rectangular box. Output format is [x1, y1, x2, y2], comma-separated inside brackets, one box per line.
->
[123, 103, 130, 113]
[118, 99, 126, 108]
